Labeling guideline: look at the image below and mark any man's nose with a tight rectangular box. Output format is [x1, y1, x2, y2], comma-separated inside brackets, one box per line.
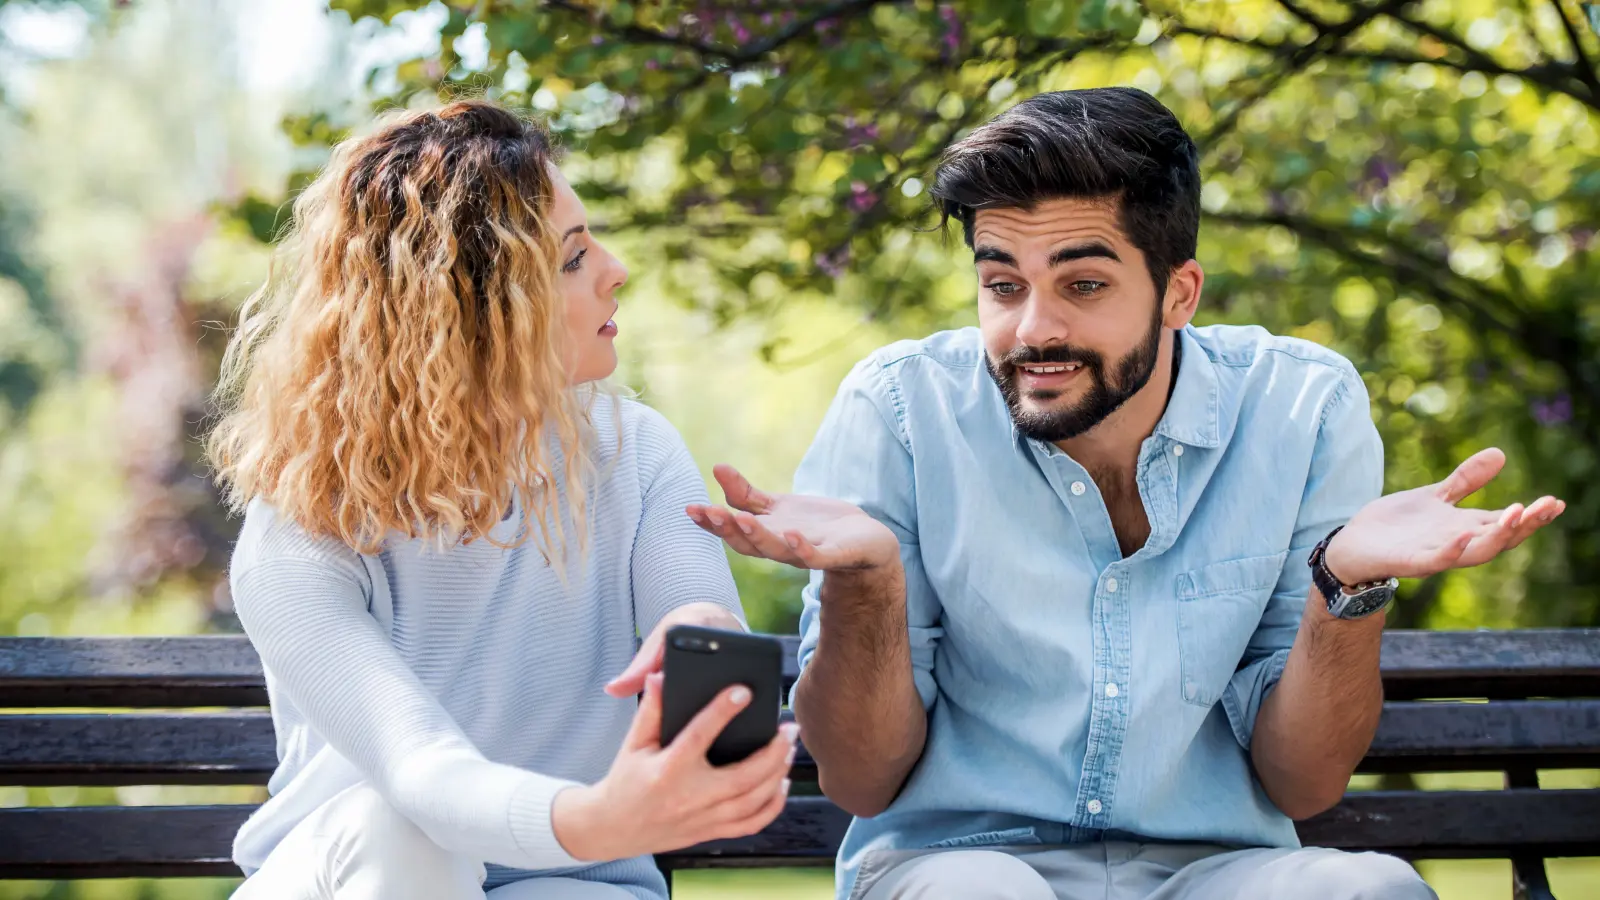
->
[1015, 297, 1068, 349]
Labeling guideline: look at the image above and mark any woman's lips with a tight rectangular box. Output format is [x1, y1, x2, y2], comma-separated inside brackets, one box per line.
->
[599, 318, 618, 337]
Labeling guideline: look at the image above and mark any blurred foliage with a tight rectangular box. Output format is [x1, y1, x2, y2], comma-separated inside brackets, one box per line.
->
[283, 0, 1600, 630]
[0, 0, 88, 428]
[0, 3, 1598, 899]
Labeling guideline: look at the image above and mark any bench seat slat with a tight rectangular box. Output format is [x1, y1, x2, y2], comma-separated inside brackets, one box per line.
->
[3, 790, 1596, 879]
[1298, 788, 1600, 858]
[6, 699, 1597, 787]
[0, 805, 250, 879]
[3, 631, 1598, 709]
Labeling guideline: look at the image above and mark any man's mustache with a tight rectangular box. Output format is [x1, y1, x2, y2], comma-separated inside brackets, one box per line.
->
[998, 345, 1102, 369]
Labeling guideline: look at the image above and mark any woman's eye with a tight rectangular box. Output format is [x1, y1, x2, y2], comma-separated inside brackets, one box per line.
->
[984, 281, 1023, 297]
[1071, 280, 1107, 295]
[563, 248, 587, 273]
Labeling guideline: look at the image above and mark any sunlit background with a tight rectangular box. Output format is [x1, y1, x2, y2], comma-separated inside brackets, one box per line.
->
[0, 0, 1596, 896]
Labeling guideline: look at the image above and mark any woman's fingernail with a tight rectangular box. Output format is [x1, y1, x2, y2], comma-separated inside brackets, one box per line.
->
[729, 686, 751, 706]
[781, 722, 800, 742]
[785, 744, 797, 765]
[739, 520, 753, 535]
[781, 778, 792, 795]
[708, 512, 723, 527]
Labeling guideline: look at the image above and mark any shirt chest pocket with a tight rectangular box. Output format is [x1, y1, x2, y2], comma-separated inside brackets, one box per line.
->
[1174, 552, 1287, 708]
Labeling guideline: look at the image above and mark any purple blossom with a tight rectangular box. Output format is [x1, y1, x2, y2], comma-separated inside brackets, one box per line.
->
[814, 245, 852, 279]
[1532, 393, 1573, 427]
[845, 120, 880, 148]
[729, 13, 751, 43]
[646, 59, 659, 70]
[849, 181, 879, 212]
[591, 34, 604, 45]
[1572, 228, 1595, 251]
[939, 3, 961, 54]
[1365, 156, 1399, 188]
[761, 13, 774, 26]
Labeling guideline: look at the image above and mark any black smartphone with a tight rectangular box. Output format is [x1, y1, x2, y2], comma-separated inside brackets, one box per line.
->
[660, 625, 782, 766]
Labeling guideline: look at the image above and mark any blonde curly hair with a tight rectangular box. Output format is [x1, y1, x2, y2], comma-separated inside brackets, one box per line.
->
[208, 100, 590, 557]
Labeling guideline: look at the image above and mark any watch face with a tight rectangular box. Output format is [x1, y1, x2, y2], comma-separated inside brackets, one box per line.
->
[1333, 581, 1397, 619]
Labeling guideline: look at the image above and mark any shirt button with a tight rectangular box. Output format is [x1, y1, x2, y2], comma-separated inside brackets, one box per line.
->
[1105, 682, 1120, 698]
[1105, 577, 1119, 594]
[1086, 799, 1104, 815]
[1070, 481, 1087, 496]
[1172, 444, 1185, 457]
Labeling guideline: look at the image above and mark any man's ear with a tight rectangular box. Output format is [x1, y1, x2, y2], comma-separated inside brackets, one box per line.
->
[1162, 260, 1204, 330]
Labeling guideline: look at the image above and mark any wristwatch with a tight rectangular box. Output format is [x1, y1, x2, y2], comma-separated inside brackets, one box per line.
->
[1308, 526, 1397, 619]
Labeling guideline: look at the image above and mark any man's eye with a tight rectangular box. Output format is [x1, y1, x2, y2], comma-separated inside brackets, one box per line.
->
[1071, 280, 1107, 295]
[563, 249, 588, 273]
[984, 281, 1023, 296]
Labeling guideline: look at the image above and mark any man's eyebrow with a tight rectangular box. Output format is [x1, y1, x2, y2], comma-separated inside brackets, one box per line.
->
[562, 225, 587, 240]
[1049, 242, 1120, 266]
[973, 245, 1017, 266]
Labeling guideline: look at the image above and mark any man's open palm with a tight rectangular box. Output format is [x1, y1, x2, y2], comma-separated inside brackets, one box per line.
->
[1327, 448, 1565, 585]
[687, 465, 900, 571]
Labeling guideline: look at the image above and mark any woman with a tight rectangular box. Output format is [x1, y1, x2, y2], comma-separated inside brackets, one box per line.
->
[208, 100, 796, 900]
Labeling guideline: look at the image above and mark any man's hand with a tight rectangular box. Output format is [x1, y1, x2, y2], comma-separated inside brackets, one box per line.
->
[606, 602, 744, 698]
[1324, 448, 1565, 586]
[686, 464, 900, 572]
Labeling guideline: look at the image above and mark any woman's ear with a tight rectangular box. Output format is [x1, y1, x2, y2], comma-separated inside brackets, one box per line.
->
[1162, 260, 1204, 330]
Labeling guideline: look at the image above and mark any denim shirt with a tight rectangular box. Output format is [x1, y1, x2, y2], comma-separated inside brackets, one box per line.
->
[792, 324, 1383, 899]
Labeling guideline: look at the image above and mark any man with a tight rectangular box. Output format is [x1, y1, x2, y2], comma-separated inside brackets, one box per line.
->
[686, 88, 1563, 900]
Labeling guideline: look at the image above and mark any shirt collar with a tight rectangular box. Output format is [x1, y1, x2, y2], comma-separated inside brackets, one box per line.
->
[1153, 326, 1222, 449]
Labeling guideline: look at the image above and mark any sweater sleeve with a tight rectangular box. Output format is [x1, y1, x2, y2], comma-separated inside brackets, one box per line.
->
[232, 556, 586, 870]
[628, 404, 745, 638]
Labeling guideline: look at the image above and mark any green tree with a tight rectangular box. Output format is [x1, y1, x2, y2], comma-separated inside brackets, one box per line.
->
[0, 0, 91, 428]
[283, 0, 1600, 629]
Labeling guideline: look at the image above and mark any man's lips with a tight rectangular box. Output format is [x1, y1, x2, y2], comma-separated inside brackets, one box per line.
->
[1015, 361, 1084, 388]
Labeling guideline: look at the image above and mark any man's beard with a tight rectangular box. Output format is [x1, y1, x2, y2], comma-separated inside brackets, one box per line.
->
[986, 308, 1165, 443]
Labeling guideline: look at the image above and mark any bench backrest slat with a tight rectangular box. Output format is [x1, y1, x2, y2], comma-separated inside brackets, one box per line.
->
[4, 630, 1598, 709]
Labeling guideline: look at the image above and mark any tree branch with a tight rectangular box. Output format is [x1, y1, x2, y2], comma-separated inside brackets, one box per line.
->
[541, 0, 903, 66]
[1550, 0, 1600, 96]
[1388, 5, 1597, 106]
[1169, 19, 1599, 113]
[1209, 209, 1600, 410]
[1180, 0, 1417, 148]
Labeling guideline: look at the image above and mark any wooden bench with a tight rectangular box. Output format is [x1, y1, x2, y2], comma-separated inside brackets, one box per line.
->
[1, 630, 1597, 898]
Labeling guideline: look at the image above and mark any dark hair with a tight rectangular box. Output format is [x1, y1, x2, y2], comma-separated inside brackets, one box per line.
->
[929, 87, 1201, 295]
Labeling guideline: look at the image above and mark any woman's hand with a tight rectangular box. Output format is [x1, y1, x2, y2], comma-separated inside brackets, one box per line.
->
[553, 672, 798, 861]
[606, 602, 744, 698]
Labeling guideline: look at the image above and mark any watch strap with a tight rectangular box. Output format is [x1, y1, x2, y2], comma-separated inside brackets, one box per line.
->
[1309, 526, 1397, 619]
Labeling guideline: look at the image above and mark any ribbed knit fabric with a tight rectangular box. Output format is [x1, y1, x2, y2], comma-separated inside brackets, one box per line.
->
[228, 398, 743, 898]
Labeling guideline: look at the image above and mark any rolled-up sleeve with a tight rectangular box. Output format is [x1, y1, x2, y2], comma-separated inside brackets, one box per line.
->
[792, 358, 943, 709]
[1222, 366, 1384, 749]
